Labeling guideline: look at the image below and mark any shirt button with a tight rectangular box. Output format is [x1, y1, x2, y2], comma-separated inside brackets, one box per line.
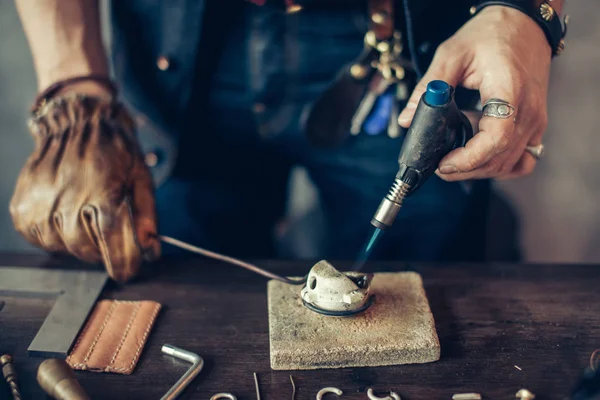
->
[156, 56, 171, 71]
[253, 103, 266, 114]
[145, 151, 159, 167]
[469, 6, 477, 15]
[135, 115, 148, 128]
[418, 42, 431, 54]
[286, 4, 303, 13]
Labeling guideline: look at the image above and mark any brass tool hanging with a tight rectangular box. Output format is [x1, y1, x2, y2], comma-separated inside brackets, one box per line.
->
[304, 0, 414, 147]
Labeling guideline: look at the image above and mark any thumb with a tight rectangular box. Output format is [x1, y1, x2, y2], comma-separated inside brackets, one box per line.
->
[398, 45, 466, 128]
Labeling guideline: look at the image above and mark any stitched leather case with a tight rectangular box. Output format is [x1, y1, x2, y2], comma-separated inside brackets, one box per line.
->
[66, 300, 161, 375]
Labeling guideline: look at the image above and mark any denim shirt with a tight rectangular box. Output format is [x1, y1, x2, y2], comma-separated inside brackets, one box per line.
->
[109, 0, 476, 187]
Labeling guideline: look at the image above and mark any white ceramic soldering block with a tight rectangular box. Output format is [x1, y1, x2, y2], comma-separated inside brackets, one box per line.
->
[267, 271, 440, 370]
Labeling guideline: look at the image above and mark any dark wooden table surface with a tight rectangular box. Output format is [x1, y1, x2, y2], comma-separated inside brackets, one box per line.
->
[1, 254, 599, 400]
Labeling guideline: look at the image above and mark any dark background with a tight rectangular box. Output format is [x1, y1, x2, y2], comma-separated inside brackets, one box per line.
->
[0, 1, 598, 262]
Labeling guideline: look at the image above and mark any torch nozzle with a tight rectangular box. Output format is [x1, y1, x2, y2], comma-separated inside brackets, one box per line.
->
[371, 179, 411, 230]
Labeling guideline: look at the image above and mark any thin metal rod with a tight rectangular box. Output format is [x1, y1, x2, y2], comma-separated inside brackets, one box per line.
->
[290, 375, 296, 400]
[160, 235, 306, 285]
[254, 372, 261, 400]
[160, 344, 204, 400]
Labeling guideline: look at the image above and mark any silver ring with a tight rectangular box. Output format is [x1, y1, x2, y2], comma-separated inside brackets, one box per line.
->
[482, 98, 516, 119]
[210, 394, 237, 400]
[525, 144, 544, 160]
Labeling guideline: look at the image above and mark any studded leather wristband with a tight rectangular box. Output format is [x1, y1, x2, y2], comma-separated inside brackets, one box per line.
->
[472, 0, 568, 56]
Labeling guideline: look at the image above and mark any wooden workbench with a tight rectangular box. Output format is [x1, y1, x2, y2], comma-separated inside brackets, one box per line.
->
[1, 254, 598, 399]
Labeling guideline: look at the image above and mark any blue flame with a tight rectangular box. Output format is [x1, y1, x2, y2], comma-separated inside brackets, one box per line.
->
[352, 227, 384, 271]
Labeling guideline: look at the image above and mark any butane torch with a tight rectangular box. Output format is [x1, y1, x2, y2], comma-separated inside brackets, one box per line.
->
[370, 80, 474, 230]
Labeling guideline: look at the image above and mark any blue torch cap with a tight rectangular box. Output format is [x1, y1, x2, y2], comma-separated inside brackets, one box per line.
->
[425, 80, 451, 106]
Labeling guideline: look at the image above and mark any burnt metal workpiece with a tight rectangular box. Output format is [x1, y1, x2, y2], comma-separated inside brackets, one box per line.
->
[0, 266, 107, 358]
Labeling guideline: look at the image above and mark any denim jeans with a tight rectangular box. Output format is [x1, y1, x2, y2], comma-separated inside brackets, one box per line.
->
[154, 2, 490, 261]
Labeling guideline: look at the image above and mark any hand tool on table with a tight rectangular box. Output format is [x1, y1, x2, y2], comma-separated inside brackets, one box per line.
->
[0, 267, 107, 358]
[1, 354, 23, 400]
[161, 344, 204, 400]
[354, 79, 474, 270]
[37, 358, 90, 400]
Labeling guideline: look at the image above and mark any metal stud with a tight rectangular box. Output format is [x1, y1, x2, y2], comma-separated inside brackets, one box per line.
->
[350, 64, 369, 79]
[372, 12, 388, 24]
[540, 3, 554, 21]
[156, 56, 171, 71]
[556, 38, 565, 55]
[286, 4, 303, 13]
[145, 152, 159, 167]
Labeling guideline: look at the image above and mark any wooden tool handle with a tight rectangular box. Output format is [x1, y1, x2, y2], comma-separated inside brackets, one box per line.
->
[37, 359, 91, 400]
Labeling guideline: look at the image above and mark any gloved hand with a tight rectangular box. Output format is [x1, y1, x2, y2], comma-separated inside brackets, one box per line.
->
[10, 93, 160, 282]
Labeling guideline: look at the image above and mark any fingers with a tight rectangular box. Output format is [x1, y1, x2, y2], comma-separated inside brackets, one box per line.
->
[436, 82, 525, 180]
[130, 159, 161, 261]
[496, 152, 537, 180]
[81, 200, 143, 282]
[462, 110, 482, 133]
[56, 206, 103, 264]
[398, 42, 467, 127]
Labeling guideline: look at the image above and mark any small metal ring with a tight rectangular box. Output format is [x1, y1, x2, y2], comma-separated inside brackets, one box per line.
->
[317, 387, 343, 399]
[302, 295, 375, 317]
[367, 388, 401, 400]
[210, 393, 237, 400]
[482, 98, 515, 119]
[590, 349, 600, 371]
[525, 144, 544, 160]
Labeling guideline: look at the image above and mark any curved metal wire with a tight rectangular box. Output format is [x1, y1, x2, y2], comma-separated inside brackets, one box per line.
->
[160, 235, 307, 285]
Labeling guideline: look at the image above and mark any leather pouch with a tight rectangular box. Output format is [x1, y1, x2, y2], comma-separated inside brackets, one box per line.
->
[66, 300, 161, 375]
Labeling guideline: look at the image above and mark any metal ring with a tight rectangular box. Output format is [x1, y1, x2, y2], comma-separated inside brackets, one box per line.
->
[210, 394, 237, 400]
[367, 388, 401, 400]
[317, 387, 343, 399]
[525, 144, 544, 160]
[482, 98, 515, 119]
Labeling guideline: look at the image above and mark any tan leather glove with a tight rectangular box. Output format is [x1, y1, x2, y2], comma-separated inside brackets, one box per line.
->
[10, 93, 160, 282]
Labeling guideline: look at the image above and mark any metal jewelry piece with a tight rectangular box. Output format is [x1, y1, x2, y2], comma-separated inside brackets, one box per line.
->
[367, 388, 401, 400]
[210, 394, 237, 400]
[525, 144, 545, 160]
[516, 388, 536, 400]
[590, 348, 600, 371]
[482, 98, 515, 119]
[452, 394, 482, 400]
[317, 387, 343, 399]
[160, 345, 204, 400]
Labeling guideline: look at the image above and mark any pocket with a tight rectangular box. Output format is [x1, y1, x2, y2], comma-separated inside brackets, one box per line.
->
[292, 8, 368, 88]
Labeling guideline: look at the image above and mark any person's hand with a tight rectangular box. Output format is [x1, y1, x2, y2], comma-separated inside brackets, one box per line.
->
[398, 6, 551, 181]
[10, 85, 160, 282]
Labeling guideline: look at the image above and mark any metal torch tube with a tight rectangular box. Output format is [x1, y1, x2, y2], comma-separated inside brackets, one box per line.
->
[371, 179, 411, 230]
